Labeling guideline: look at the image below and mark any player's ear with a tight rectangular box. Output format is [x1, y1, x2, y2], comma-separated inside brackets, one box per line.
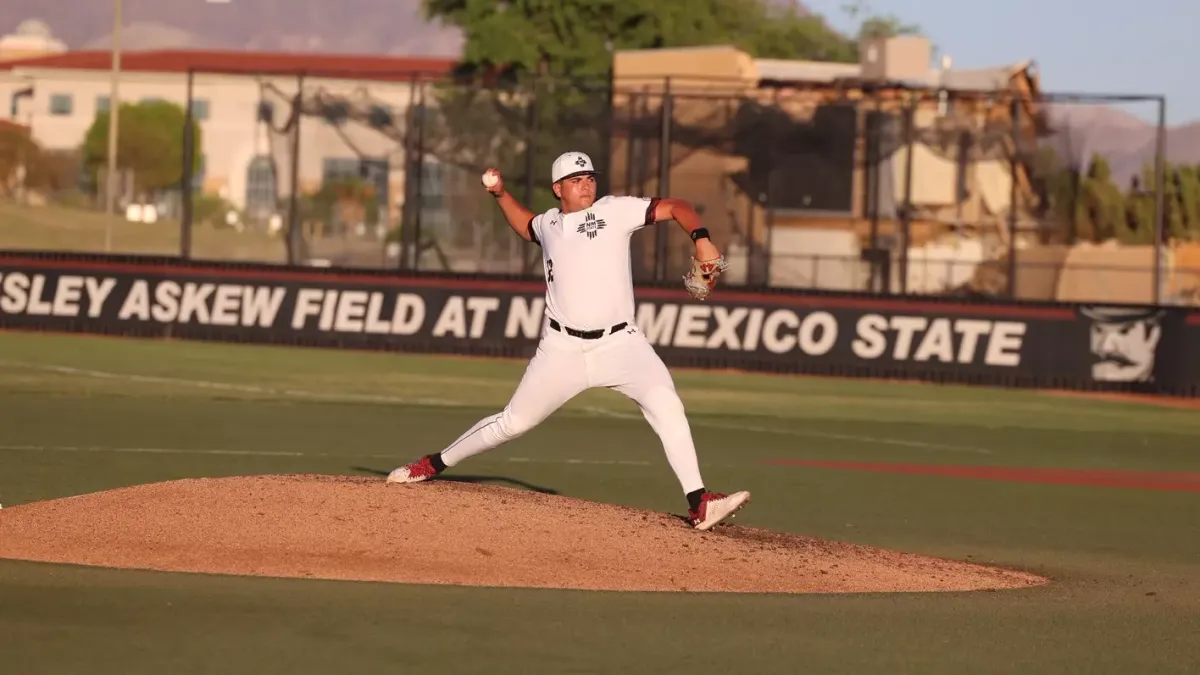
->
[552, 181, 562, 199]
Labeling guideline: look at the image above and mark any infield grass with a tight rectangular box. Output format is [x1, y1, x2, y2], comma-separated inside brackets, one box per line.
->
[0, 331, 1198, 674]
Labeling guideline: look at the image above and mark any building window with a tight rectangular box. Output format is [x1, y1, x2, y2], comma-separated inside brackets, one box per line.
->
[245, 155, 278, 219]
[96, 95, 109, 113]
[419, 159, 444, 211]
[320, 101, 348, 127]
[418, 158, 447, 232]
[191, 99, 210, 121]
[743, 102, 857, 214]
[49, 94, 72, 116]
[322, 157, 361, 184]
[360, 158, 389, 210]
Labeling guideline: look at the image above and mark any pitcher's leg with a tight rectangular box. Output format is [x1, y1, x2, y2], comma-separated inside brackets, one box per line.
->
[603, 336, 705, 496]
[598, 332, 751, 530]
[387, 338, 586, 482]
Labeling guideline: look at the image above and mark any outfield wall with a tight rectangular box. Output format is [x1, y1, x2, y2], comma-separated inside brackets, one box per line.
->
[1, 251, 1198, 398]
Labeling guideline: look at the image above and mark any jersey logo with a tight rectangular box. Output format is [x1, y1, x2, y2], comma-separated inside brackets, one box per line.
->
[576, 211, 606, 240]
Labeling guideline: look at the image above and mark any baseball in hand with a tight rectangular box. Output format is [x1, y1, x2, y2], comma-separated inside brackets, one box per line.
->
[481, 170, 499, 188]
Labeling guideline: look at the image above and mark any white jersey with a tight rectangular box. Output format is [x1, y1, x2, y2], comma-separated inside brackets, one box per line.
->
[528, 194, 659, 331]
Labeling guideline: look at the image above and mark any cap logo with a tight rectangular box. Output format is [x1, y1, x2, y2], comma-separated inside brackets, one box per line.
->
[575, 157, 587, 167]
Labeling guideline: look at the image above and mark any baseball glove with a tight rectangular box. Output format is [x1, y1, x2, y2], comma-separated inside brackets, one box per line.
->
[683, 255, 728, 301]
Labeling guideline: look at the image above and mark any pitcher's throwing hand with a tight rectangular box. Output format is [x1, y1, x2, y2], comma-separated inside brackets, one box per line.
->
[389, 151, 749, 531]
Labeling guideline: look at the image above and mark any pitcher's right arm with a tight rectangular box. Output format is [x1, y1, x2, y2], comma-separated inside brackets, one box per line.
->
[482, 168, 537, 243]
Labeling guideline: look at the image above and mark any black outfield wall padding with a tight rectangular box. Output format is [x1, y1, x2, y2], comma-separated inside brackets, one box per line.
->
[1, 251, 1196, 398]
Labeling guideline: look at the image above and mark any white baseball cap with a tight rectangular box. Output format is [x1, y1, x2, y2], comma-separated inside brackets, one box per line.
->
[551, 151, 598, 184]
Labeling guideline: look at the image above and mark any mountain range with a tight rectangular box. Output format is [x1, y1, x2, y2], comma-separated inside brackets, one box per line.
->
[1, 0, 465, 57]
[1043, 104, 1200, 188]
[3, 0, 1196, 187]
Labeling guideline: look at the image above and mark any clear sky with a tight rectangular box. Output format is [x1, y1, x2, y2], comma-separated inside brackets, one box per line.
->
[803, 0, 1194, 126]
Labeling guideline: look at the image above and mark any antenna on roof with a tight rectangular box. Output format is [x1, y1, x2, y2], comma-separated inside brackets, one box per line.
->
[938, 54, 953, 116]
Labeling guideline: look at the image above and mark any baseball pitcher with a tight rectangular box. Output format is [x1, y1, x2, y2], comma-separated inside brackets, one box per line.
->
[387, 151, 750, 531]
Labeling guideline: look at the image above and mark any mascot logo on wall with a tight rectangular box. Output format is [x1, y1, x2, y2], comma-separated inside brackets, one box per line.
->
[1079, 305, 1164, 383]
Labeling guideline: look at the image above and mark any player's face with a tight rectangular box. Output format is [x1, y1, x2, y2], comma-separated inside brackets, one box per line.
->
[555, 174, 596, 211]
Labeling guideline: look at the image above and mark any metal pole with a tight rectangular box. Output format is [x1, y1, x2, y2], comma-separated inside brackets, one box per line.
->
[1152, 97, 1167, 305]
[623, 92, 637, 194]
[180, 68, 195, 258]
[624, 91, 649, 280]
[637, 87, 649, 195]
[411, 80, 427, 271]
[601, 41, 615, 197]
[524, 76, 537, 210]
[104, 0, 122, 247]
[286, 73, 304, 266]
[655, 78, 672, 281]
[763, 176, 775, 287]
[899, 100, 916, 295]
[867, 97, 882, 255]
[399, 74, 418, 271]
[1007, 97, 1021, 299]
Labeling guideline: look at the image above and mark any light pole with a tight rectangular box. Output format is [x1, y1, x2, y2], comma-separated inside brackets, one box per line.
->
[103, 0, 122, 252]
[102, 0, 230, 252]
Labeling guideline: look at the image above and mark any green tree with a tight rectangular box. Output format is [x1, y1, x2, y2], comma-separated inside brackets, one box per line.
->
[1026, 148, 1125, 243]
[423, 0, 864, 79]
[1081, 156, 1128, 242]
[841, 1, 922, 41]
[1031, 149, 1200, 245]
[410, 0, 888, 270]
[1121, 161, 1200, 244]
[1170, 165, 1200, 241]
[0, 123, 40, 196]
[82, 99, 202, 196]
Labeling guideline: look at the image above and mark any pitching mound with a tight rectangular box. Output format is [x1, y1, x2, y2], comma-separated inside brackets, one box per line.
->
[0, 475, 1047, 594]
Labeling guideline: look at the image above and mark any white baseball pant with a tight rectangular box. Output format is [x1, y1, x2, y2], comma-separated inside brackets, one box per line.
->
[437, 321, 706, 494]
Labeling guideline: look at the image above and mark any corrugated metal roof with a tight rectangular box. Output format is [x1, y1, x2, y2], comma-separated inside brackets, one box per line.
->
[753, 57, 1029, 92]
[937, 63, 1028, 91]
[754, 59, 861, 83]
[1, 49, 457, 81]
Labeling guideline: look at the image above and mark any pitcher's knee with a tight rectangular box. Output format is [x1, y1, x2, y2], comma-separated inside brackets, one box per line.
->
[639, 387, 688, 422]
[496, 407, 536, 441]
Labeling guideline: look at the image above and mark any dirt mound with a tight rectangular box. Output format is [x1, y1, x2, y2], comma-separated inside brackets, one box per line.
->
[0, 475, 1047, 594]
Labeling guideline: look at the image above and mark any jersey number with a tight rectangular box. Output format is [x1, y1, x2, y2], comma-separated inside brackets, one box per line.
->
[546, 258, 554, 283]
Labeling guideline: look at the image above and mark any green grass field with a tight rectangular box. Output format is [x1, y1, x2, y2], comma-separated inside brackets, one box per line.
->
[0, 200, 288, 262]
[0, 331, 1198, 674]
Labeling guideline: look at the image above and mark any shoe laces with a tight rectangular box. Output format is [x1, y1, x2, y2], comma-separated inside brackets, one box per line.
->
[413, 456, 436, 476]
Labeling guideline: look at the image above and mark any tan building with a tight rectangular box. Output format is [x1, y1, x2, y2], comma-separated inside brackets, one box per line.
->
[1, 48, 454, 229]
[608, 37, 1049, 292]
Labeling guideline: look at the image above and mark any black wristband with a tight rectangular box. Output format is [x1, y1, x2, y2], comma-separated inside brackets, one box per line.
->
[689, 227, 710, 242]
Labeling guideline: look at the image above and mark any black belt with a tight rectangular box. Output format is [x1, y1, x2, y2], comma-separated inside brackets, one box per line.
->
[549, 319, 628, 340]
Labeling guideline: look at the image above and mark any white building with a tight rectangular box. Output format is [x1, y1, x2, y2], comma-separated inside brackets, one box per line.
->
[0, 47, 455, 227]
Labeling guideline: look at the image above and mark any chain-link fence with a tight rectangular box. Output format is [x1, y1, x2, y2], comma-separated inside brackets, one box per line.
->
[36, 63, 1173, 306]
[603, 83, 1181, 305]
[1017, 95, 1186, 305]
[395, 75, 615, 275]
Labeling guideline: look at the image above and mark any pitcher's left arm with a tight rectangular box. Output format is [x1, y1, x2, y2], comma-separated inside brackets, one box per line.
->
[647, 197, 728, 301]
